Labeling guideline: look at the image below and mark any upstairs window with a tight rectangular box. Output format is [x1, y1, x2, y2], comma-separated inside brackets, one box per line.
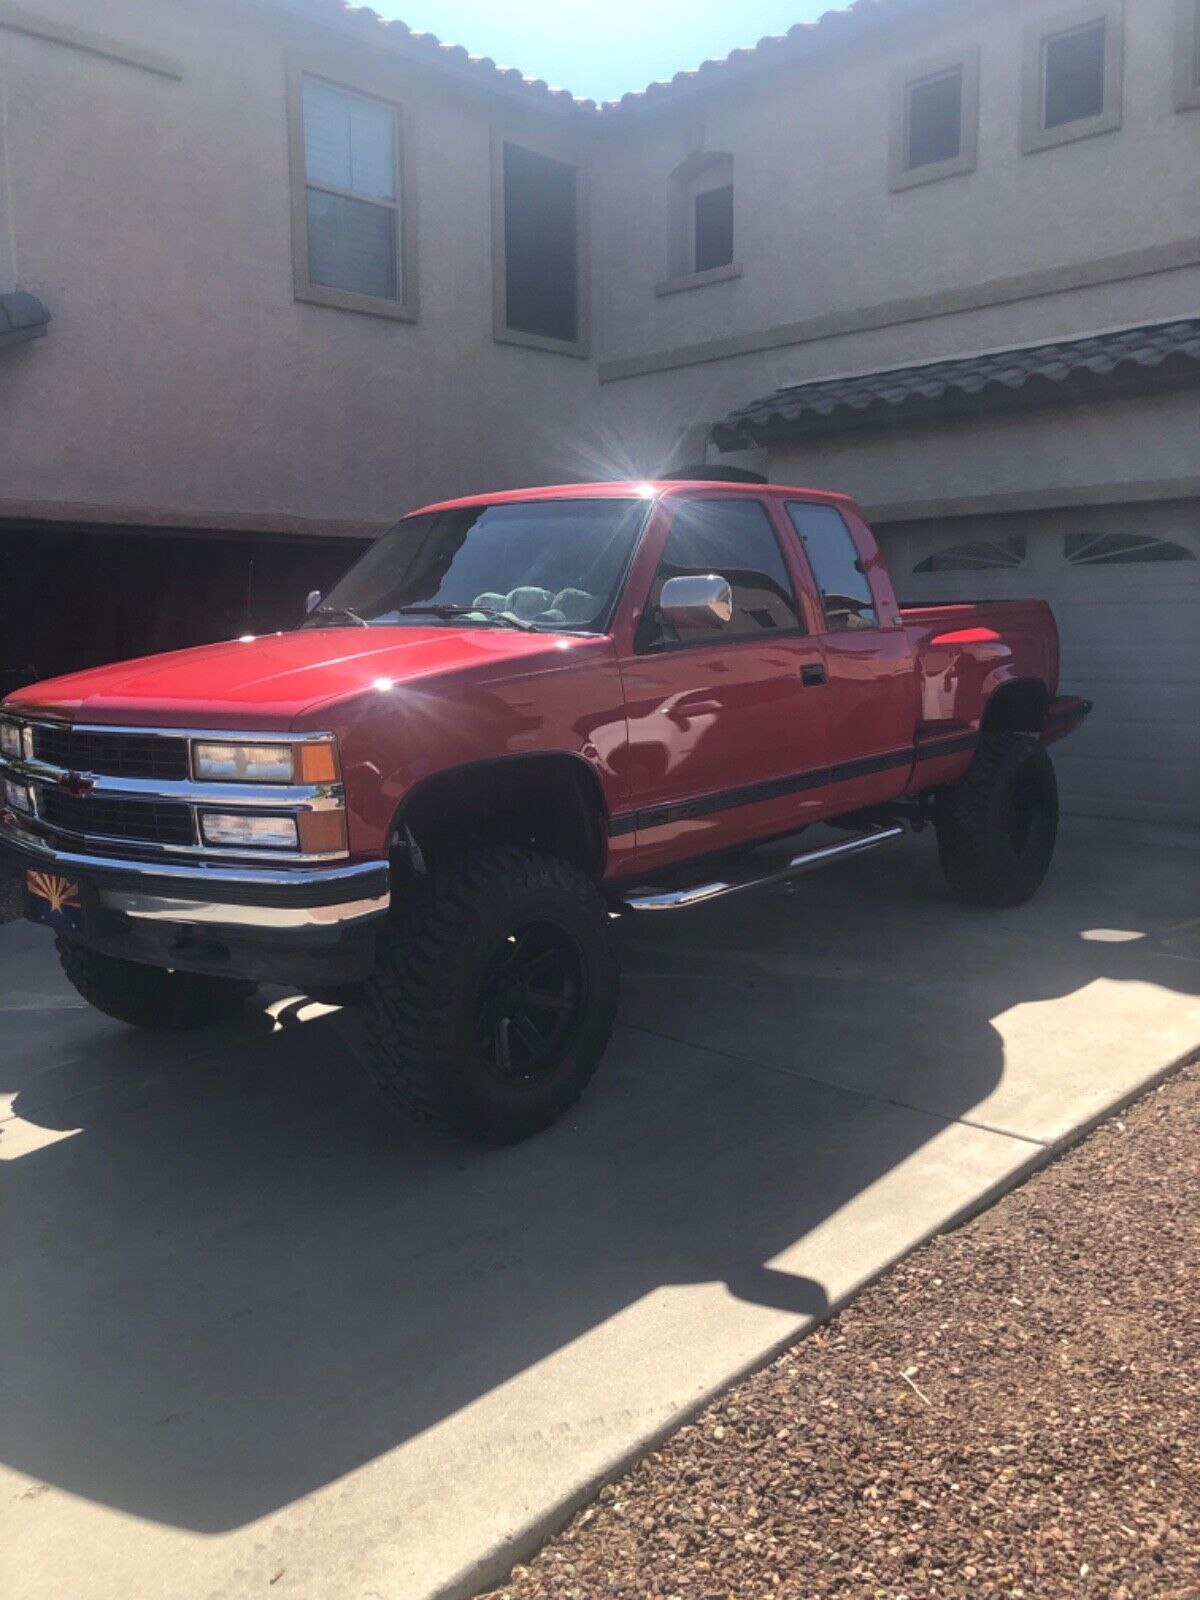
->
[890, 49, 979, 190]
[658, 153, 741, 293]
[694, 182, 734, 274]
[496, 141, 584, 354]
[1021, 4, 1123, 153]
[909, 69, 963, 167]
[786, 503, 879, 631]
[1043, 21, 1107, 127]
[291, 75, 414, 319]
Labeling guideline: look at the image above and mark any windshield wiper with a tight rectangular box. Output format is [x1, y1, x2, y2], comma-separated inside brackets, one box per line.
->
[310, 605, 370, 628]
[393, 604, 538, 633]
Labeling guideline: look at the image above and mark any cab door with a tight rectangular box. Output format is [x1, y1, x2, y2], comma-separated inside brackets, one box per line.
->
[614, 494, 830, 874]
[781, 500, 920, 813]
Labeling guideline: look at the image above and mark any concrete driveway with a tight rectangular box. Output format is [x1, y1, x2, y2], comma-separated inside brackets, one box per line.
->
[2, 817, 1198, 1600]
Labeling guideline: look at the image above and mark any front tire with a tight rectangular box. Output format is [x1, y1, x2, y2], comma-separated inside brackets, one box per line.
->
[357, 847, 618, 1143]
[935, 733, 1059, 907]
[56, 938, 256, 1030]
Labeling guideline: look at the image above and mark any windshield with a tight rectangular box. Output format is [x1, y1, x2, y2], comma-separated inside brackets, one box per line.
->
[305, 497, 651, 632]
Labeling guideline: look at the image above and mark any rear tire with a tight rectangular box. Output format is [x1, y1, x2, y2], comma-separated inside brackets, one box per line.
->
[356, 846, 618, 1143]
[935, 733, 1059, 907]
[56, 938, 256, 1030]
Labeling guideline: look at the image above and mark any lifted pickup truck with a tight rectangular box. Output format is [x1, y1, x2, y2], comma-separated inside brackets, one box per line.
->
[0, 481, 1090, 1141]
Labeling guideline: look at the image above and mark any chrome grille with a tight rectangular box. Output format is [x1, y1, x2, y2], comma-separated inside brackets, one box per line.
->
[31, 724, 189, 780]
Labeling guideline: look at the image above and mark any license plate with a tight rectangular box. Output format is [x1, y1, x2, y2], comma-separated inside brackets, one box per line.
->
[25, 868, 85, 934]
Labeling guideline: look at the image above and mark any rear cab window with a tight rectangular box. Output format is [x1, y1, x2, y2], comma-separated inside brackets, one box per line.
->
[785, 502, 879, 631]
[640, 497, 804, 649]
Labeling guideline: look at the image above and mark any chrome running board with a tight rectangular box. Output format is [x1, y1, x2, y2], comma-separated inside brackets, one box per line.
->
[622, 824, 906, 913]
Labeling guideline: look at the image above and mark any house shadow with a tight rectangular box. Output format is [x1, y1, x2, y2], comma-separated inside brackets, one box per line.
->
[1, 818, 1196, 1533]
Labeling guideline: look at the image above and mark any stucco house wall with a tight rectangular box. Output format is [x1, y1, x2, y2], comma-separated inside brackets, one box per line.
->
[590, 0, 1200, 502]
[0, 0, 600, 535]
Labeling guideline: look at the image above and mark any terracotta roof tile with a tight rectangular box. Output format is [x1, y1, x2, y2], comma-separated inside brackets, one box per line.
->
[270, 0, 938, 118]
[711, 318, 1200, 448]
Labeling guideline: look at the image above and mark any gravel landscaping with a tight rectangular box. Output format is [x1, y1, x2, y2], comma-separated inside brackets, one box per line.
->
[482, 1057, 1200, 1600]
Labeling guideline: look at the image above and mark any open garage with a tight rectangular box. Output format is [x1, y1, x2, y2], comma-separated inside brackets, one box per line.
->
[0, 524, 368, 697]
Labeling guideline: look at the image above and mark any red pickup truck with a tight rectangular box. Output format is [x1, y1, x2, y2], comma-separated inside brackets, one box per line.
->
[0, 481, 1090, 1141]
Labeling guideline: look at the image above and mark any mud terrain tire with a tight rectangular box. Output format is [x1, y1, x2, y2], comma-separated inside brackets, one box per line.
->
[358, 847, 618, 1143]
[56, 938, 256, 1029]
[936, 732, 1059, 908]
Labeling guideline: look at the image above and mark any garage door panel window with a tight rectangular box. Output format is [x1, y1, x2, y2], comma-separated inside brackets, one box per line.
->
[786, 503, 879, 631]
[914, 537, 1027, 573]
[642, 499, 802, 649]
[1064, 533, 1196, 565]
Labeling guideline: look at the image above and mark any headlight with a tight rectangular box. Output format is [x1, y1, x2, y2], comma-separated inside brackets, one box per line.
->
[0, 719, 21, 760]
[192, 742, 296, 783]
[3, 778, 31, 813]
[190, 739, 339, 784]
[199, 813, 299, 849]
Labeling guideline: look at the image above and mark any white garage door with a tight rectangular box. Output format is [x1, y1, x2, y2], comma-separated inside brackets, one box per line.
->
[885, 502, 1200, 825]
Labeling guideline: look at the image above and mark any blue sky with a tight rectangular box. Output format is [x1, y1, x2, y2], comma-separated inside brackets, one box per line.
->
[370, 1, 840, 102]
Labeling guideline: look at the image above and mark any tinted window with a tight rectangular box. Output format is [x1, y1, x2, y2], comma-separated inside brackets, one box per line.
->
[694, 184, 734, 272]
[907, 69, 963, 168]
[1043, 21, 1106, 128]
[645, 499, 801, 646]
[504, 144, 578, 343]
[311, 499, 648, 632]
[786, 504, 879, 631]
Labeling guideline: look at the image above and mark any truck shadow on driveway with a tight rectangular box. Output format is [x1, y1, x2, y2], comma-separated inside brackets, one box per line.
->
[2, 822, 1197, 1532]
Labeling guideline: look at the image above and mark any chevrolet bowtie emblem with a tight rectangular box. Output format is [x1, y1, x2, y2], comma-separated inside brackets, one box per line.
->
[58, 771, 95, 799]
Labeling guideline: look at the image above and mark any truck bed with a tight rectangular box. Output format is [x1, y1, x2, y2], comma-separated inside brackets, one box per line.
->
[898, 599, 1061, 773]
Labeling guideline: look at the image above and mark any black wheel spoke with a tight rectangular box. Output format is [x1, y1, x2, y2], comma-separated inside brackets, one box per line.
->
[512, 1011, 545, 1053]
[475, 917, 585, 1083]
[495, 1017, 514, 1075]
[524, 946, 563, 981]
[526, 986, 573, 1013]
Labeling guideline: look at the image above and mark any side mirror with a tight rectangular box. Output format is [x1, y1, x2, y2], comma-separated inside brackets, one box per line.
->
[658, 574, 733, 631]
[305, 589, 322, 615]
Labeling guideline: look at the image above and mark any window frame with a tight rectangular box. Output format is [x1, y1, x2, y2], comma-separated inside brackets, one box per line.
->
[1175, 0, 1200, 112]
[1020, 2, 1124, 155]
[656, 152, 743, 296]
[491, 127, 590, 359]
[889, 46, 980, 192]
[287, 62, 418, 323]
[635, 495, 807, 655]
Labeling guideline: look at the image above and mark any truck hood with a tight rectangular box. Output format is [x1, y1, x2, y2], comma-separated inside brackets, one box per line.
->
[4, 626, 592, 729]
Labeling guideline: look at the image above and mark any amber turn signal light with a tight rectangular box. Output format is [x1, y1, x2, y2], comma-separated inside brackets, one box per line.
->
[297, 809, 349, 855]
[297, 742, 339, 784]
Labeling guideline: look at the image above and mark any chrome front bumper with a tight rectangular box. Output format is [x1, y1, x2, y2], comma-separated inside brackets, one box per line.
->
[0, 815, 390, 933]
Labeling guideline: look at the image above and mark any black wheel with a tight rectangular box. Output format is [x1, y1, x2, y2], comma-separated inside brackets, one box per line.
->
[935, 733, 1059, 907]
[357, 847, 618, 1143]
[55, 938, 256, 1030]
